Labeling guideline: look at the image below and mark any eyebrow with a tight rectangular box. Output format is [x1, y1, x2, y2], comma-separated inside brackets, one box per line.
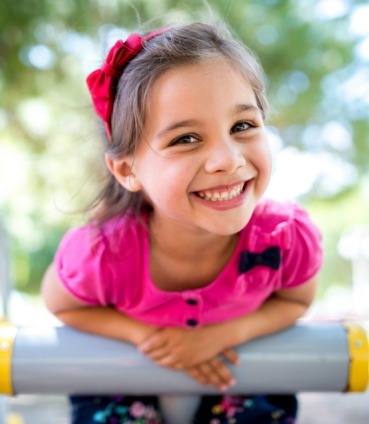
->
[234, 104, 261, 114]
[155, 119, 198, 140]
[155, 104, 262, 140]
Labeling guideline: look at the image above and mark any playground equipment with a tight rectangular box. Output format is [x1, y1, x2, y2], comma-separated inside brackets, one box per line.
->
[0, 320, 368, 424]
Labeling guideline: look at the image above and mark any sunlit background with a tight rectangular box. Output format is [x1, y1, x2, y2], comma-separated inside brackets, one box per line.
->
[1, 0, 369, 324]
[1, 0, 369, 422]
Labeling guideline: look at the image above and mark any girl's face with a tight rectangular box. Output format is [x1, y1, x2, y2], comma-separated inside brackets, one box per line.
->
[117, 58, 272, 236]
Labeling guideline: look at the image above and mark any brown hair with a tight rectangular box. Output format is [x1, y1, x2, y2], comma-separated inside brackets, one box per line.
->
[90, 22, 268, 224]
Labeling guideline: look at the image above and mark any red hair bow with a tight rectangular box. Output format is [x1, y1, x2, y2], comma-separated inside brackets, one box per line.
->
[86, 29, 168, 140]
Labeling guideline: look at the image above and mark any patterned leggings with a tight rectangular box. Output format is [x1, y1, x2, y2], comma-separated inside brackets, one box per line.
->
[70, 394, 298, 424]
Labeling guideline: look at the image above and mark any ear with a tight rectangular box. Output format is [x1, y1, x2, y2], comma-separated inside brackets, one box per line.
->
[105, 155, 142, 192]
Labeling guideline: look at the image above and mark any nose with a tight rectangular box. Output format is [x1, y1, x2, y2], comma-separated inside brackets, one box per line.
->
[204, 137, 246, 174]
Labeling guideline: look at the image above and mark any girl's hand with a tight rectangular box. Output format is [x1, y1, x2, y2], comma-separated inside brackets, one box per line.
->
[138, 326, 233, 369]
[186, 349, 239, 391]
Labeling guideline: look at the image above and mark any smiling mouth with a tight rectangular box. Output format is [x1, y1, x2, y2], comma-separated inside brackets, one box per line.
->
[195, 182, 246, 202]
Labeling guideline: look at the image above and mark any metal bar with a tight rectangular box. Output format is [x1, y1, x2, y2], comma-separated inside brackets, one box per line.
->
[3, 322, 366, 395]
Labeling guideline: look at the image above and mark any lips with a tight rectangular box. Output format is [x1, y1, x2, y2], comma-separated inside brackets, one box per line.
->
[195, 182, 246, 202]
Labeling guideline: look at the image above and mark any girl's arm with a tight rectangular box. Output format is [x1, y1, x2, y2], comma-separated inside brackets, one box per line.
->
[140, 276, 317, 367]
[42, 263, 237, 390]
[220, 276, 317, 347]
[41, 264, 158, 346]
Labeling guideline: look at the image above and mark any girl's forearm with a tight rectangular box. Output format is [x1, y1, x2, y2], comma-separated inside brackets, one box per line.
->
[214, 277, 317, 348]
[55, 306, 158, 346]
[42, 265, 158, 346]
[217, 296, 310, 348]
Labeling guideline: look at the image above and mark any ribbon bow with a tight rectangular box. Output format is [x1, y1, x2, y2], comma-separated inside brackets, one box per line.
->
[86, 29, 168, 139]
[239, 246, 281, 273]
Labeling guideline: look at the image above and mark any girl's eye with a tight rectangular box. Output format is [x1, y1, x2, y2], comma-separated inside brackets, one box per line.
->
[170, 134, 198, 146]
[231, 121, 253, 134]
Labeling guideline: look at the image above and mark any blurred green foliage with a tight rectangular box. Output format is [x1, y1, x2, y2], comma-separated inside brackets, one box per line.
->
[0, 0, 368, 294]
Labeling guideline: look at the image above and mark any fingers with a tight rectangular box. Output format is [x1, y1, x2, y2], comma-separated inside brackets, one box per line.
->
[188, 357, 236, 391]
[139, 341, 186, 369]
[208, 356, 236, 390]
[156, 355, 185, 369]
[187, 366, 209, 386]
[150, 354, 187, 369]
[159, 360, 184, 370]
[139, 343, 185, 370]
[221, 348, 240, 365]
[138, 335, 165, 354]
[139, 345, 184, 369]
[142, 346, 169, 361]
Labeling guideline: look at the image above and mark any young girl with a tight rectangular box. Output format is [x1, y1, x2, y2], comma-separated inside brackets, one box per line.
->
[42, 22, 322, 424]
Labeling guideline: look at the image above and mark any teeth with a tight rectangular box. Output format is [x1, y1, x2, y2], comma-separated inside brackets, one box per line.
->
[197, 183, 244, 202]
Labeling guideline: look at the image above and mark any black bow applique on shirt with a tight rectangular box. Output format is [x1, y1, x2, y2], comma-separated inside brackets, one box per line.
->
[239, 246, 281, 273]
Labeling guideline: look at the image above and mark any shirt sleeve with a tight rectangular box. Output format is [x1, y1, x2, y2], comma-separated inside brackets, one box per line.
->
[281, 205, 323, 289]
[54, 225, 112, 305]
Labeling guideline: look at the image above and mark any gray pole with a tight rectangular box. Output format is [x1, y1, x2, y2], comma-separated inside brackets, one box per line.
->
[9, 322, 367, 394]
[1, 321, 368, 424]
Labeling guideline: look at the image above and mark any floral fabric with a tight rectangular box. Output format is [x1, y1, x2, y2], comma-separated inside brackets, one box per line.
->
[70, 396, 162, 424]
[70, 394, 297, 424]
[192, 394, 298, 424]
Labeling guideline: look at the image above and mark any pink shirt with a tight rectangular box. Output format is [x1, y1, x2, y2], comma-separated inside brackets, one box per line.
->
[54, 199, 322, 328]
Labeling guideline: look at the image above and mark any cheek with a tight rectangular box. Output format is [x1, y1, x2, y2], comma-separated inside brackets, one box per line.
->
[162, 163, 194, 196]
[139, 158, 193, 200]
[251, 142, 272, 191]
[264, 145, 273, 176]
[257, 141, 272, 173]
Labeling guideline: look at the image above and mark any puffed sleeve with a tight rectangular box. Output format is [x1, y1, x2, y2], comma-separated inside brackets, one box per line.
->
[54, 225, 112, 305]
[281, 205, 323, 289]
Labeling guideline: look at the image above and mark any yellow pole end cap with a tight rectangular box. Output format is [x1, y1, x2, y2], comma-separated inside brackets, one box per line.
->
[344, 322, 369, 392]
[0, 320, 17, 395]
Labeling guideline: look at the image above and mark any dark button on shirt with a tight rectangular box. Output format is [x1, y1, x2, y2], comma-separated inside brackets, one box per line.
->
[186, 319, 198, 327]
[186, 299, 198, 306]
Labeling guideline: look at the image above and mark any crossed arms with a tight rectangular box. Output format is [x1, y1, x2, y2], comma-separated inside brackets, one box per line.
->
[42, 264, 317, 391]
